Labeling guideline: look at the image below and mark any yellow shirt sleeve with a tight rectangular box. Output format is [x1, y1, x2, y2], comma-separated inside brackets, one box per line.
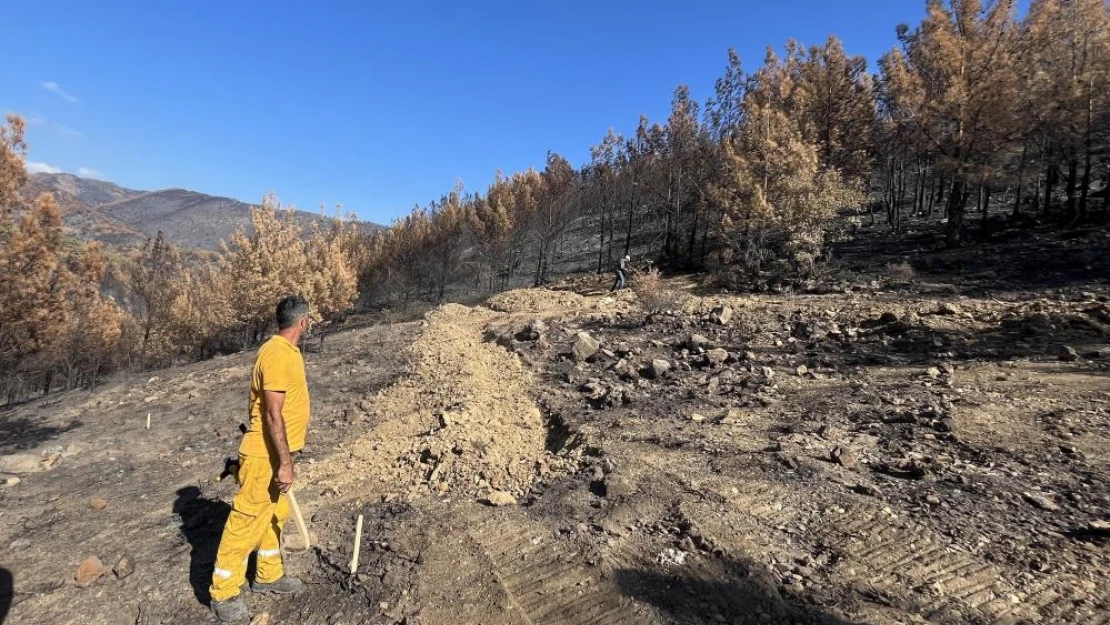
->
[260, 351, 297, 393]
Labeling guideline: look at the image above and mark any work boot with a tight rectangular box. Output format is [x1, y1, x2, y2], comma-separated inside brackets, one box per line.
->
[210, 596, 249, 623]
[250, 575, 304, 594]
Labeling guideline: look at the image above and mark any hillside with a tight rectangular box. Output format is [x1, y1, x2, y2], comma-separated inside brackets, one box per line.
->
[0, 226, 1107, 625]
[22, 173, 382, 250]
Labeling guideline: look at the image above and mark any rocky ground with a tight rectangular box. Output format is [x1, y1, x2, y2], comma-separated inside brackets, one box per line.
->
[1, 222, 1108, 625]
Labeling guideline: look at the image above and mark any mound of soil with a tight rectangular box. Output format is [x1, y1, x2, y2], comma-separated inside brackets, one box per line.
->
[486, 288, 588, 314]
[309, 303, 573, 503]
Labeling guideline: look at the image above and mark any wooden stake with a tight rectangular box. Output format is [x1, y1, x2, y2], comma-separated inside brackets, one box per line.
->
[349, 514, 364, 574]
[146, 413, 151, 429]
[287, 489, 311, 551]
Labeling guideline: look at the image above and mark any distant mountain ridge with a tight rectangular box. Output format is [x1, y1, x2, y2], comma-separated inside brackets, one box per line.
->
[21, 172, 381, 250]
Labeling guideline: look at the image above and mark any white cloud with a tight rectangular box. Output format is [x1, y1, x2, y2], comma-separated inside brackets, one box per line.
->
[77, 167, 103, 179]
[40, 81, 79, 103]
[23, 112, 83, 139]
[26, 161, 62, 174]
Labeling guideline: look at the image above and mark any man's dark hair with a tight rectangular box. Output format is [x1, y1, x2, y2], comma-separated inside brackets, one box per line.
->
[276, 295, 310, 330]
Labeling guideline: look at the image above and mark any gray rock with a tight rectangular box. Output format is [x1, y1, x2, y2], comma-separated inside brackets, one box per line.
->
[687, 334, 711, 350]
[1022, 492, 1060, 512]
[831, 446, 856, 469]
[114, 554, 135, 579]
[0, 453, 47, 474]
[572, 332, 601, 362]
[706, 349, 729, 365]
[710, 306, 733, 325]
[648, 359, 671, 379]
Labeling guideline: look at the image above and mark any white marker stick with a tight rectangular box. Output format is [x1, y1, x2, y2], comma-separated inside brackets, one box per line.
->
[146, 413, 151, 429]
[349, 514, 364, 574]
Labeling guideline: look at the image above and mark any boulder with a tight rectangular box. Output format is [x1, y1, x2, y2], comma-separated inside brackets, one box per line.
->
[572, 332, 601, 362]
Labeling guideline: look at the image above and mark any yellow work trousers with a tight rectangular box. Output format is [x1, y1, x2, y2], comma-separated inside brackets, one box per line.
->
[209, 454, 290, 602]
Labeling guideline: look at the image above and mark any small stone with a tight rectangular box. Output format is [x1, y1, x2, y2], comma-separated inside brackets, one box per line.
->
[75, 556, 107, 588]
[90, 497, 108, 511]
[9, 537, 31, 551]
[1022, 492, 1060, 512]
[572, 332, 601, 362]
[796, 364, 809, 376]
[690, 413, 706, 423]
[936, 302, 962, 315]
[250, 613, 272, 625]
[1057, 345, 1080, 362]
[649, 359, 671, 379]
[0, 453, 46, 474]
[706, 349, 729, 365]
[108, 606, 141, 625]
[687, 334, 710, 349]
[925, 494, 941, 506]
[710, 306, 733, 325]
[113, 555, 135, 579]
[878, 311, 900, 324]
[485, 491, 517, 507]
[926, 367, 941, 378]
[853, 483, 881, 497]
[831, 446, 857, 469]
[3, 477, 19, 487]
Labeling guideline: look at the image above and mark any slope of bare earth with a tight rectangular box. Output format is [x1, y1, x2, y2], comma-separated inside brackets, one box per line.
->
[2, 225, 1109, 625]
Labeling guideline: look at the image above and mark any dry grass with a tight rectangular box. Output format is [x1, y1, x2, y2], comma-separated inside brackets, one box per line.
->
[633, 267, 687, 313]
[886, 260, 917, 281]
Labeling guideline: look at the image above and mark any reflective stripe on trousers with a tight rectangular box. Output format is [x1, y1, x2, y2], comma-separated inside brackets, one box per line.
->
[208, 454, 290, 602]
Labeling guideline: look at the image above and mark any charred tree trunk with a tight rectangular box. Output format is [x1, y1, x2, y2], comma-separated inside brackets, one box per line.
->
[1013, 143, 1028, 216]
[945, 178, 965, 248]
[1079, 150, 1092, 220]
[1066, 159, 1079, 221]
[980, 184, 992, 232]
[1043, 164, 1057, 217]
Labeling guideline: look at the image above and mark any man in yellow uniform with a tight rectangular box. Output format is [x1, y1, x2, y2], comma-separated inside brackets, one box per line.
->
[210, 295, 312, 623]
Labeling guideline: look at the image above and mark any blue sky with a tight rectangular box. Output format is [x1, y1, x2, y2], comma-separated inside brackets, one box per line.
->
[3, 1, 993, 224]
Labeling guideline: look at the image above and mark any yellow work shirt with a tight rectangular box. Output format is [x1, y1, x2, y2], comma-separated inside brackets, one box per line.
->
[239, 335, 311, 458]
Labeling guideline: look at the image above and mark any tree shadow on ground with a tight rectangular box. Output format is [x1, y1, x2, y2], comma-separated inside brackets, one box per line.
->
[0, 567, 11, 625]
[0, 415, 81, 455]
[835, 218, 1110, 297]
[614, 555, 864, 625]
[840, 310, 1110, 369]
[173, 486, 231, 606]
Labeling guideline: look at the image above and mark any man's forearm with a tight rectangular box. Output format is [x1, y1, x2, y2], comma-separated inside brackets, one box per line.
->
[264, 409, 293, 467]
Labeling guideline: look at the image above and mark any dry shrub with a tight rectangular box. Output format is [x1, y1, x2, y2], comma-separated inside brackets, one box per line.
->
[633, 267, 686, 314]
[886, 261, 916, 281]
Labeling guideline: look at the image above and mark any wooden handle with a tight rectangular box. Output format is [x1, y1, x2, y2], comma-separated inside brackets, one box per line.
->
[286, 489, 311, 551]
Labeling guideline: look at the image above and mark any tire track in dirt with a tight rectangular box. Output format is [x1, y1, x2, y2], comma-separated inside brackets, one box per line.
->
[468, 515, 658, 625]
[727, 477, 1107, 624]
